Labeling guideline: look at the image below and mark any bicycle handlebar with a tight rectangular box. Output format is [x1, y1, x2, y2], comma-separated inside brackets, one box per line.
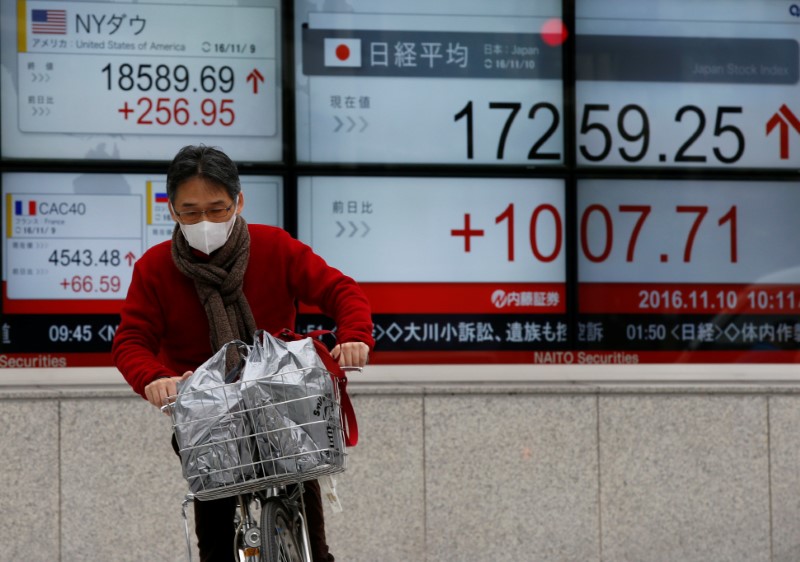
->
[159, 366, 363, 415]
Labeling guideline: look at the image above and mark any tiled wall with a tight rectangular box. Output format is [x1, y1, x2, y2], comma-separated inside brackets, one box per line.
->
[2, 383, 799, 562]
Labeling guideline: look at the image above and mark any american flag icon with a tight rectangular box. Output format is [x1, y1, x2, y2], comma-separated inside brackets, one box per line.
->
[31, 9, 67, 35]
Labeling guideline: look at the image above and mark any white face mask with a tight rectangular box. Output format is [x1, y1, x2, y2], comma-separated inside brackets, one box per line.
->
[174, 199, 238, 254]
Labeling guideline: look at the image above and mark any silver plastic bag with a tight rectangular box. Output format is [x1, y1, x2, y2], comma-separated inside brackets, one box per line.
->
[173, 341, 257, 494]
[240, 331, 342, 475]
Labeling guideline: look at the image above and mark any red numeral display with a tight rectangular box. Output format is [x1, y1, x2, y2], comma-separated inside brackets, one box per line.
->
[117, 97, 235, 127]
[580, 204, 737, 264]
[60, 275, 122, 294]
[453, 203, 563, 263]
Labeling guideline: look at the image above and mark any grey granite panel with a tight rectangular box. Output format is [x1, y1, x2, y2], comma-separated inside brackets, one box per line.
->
[324, 394, 425, 562]
[0, 400, 59, 561]
[769, 396, 800, 562]
[8, 381, 800, 400]
[425, 395, 600, 562]
[60, 397, 195, 562]
[599, 395, 770, 562]
[2, 384, 792, 562]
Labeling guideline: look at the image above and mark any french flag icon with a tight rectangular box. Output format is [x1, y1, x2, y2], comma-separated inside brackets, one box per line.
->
[15, 200, 36, 216]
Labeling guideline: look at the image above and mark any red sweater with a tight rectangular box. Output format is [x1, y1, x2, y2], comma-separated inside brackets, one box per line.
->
[113, 224, 374, 398]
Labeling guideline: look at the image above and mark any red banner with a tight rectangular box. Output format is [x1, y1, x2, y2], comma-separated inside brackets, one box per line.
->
[3, 282, 123, 314]
[580, 283, 800, 314]
[371, 349, 800, 365]
[0, 352, 113, 368]
[301, 282, 567, 314]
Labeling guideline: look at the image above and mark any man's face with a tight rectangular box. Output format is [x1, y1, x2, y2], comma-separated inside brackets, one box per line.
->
[169, 177, 243, 225]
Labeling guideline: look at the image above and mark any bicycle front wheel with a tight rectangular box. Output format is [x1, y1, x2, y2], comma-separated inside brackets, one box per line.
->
[260, 498, 305, 562]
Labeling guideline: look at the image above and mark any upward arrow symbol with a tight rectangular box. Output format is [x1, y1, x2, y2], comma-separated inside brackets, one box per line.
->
[767, 104, 800, 160]
[247, 68, 265, 94]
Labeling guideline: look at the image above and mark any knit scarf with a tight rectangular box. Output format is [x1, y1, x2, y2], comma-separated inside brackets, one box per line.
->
[171, 215, 257, 372]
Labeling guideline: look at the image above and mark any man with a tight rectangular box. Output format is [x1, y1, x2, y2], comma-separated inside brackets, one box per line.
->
[113, 145, 373, 561]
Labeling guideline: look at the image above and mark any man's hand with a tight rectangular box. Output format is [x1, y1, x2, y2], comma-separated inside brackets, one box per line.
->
[144, 371, 192, 412]
[331, 342, 369, 368]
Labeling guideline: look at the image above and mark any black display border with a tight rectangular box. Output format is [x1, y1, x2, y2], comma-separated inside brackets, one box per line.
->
[0, 0, 798, 363]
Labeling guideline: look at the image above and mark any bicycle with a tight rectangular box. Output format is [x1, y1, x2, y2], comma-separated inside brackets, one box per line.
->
[164, 352, 359, 562]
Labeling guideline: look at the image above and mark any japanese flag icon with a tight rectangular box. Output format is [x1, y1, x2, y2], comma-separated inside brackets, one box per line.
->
[324, 38, 362, 67]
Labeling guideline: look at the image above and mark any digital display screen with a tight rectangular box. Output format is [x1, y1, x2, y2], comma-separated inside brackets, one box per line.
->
[294, 0, 564, 164]
[1, 0, 282, 162]
[575, 0, 800, 169]
[297, 176, 567, 362]
[1, 0, 798, 370]
[0, 172, 282, 367]
[577, 179, 800, 363]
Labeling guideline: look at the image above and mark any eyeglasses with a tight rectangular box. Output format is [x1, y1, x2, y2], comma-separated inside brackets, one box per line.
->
[173, 198, 237, 225]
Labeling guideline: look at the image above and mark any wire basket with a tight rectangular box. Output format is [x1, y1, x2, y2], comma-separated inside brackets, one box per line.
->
[168, 365, 347, 501]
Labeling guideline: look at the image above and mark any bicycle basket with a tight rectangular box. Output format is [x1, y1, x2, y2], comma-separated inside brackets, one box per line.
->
[170, 365, 347, 501]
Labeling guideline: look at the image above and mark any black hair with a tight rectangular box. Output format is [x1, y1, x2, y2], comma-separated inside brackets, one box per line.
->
[166, 145, 241, 203]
